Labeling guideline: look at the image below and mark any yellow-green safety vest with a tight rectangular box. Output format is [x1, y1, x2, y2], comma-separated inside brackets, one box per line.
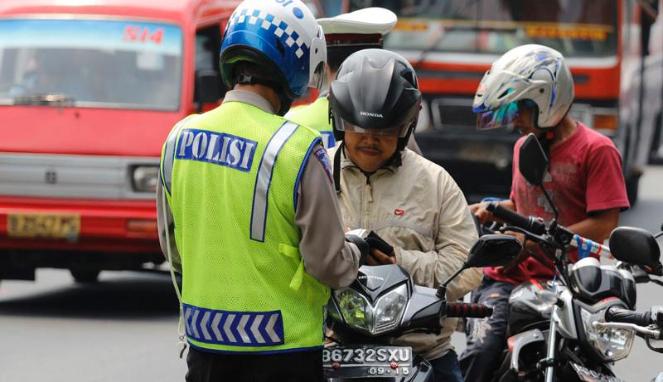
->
[160, 101, 330, 353]
[285, 97, 336, 148]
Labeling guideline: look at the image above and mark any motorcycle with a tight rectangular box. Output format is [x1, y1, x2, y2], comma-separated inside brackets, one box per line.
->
[323, 233, 522, 381]
[482, 134, 663, 382]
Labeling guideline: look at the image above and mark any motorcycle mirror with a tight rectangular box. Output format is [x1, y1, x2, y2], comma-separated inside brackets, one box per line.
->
[436, 234, 521, 298]
[518, 134, 548, 187]
[465, 234, 522, 268]
[518, 133, 559, 221]
[609, 227, 661, 268]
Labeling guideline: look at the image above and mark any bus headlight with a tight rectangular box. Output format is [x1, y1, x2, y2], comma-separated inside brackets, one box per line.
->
[131, 165, 159, 193]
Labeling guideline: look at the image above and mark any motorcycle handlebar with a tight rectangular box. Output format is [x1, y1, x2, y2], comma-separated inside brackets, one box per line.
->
[605, 306, 653, 326]
[485, 203, 612, 258]
[445, 302, 493, 318]
[486, 203, 546, 235]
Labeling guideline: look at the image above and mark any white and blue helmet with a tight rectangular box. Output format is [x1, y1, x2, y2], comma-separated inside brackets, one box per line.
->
[221, 0, 326, 101]
[473, 44, 574, 130]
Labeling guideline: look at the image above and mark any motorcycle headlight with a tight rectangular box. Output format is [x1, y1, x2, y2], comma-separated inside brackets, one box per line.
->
[335, 288, 371, 332]
[580, 307, 634, 361]
[374, 284, 408, 334]
[334, 284, 408, 335]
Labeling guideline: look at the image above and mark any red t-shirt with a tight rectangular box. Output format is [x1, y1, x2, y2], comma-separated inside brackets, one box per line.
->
[484, 123, 630, 285]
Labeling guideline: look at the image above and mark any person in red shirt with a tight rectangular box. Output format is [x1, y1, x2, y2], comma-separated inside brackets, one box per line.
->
[458, 44, 630, 382]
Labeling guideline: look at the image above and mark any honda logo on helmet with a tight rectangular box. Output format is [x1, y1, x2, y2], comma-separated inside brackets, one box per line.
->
[360, 111, 383, 118]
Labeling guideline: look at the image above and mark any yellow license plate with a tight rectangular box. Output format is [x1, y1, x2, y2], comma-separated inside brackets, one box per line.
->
[7, 213, 80, 240]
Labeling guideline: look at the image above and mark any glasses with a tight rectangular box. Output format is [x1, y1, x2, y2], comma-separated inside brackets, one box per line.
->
[474, 100, 536, 130]
[338, 119, 408, 137]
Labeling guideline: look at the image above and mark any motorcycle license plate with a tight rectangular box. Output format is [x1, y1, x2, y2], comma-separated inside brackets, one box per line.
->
[323, 345, 412, 378]
[570, 362, 625, 382]
[7, 213, 80, 240]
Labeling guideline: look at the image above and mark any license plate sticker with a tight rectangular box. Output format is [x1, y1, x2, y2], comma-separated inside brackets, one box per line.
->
[323, 346, 412, 378]
[7, 213, 80, 240]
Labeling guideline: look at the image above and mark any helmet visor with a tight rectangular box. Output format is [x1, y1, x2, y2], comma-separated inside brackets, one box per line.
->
[475, 101, 521, 130]
[338, 118, 408, 137]
[474, 100, 537, 131]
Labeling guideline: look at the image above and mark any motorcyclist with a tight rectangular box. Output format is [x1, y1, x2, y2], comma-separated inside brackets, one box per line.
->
[156, 1, 368, 380]
[285, 7, 422, 153]
[459, 44, 630, 382]
[328, 48, 482, 382]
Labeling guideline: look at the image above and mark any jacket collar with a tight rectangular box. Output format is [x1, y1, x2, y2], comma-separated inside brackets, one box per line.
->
[222, 89, 275, 114]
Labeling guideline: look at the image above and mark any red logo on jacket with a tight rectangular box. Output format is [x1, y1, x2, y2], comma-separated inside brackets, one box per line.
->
[394, 208, 405, 216]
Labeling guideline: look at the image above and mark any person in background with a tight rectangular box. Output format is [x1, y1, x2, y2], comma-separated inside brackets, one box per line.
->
[286, 7, 421, 153]
[329, 48, 482, 382]
[459, 44, 630, 382]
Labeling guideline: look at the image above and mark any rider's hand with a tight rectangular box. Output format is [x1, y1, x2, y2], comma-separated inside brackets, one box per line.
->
[470, 202, 494, 224]
[367, 248, 397, 265]
[505, 230, 539, 258]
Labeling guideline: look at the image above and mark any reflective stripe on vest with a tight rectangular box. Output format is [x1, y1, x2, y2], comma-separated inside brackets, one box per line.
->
[250, 121, 299, 242]
[183, 304, 284, 347]
[161, 115, 197, 195]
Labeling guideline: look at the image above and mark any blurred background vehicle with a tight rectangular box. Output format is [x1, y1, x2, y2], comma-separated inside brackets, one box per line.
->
[642, 0, 663, 164]
[0, 0, 239, 284]
[343, 0, 660, 205]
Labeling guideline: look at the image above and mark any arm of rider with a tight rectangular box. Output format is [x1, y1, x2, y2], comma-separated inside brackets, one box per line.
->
[396, 176, 482, 301]
[566, 208, 620, 244]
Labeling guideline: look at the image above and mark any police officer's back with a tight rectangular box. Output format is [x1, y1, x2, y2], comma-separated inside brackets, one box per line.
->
[157, 1, 363, 381]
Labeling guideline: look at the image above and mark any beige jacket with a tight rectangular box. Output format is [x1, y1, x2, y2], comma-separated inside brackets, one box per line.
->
[330, 146, 482, 361]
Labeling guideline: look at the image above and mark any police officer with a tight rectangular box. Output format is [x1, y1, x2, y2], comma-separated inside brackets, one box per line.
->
[286, 7, 421, 153]
[156, 1, 366, 381]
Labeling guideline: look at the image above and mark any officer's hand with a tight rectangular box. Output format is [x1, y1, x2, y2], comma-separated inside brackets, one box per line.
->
[345, 234, 370, 265]
[470, 202, 494, 224]
[367, 248, 397, 265]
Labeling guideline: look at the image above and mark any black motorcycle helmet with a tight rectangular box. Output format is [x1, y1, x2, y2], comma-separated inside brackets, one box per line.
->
[329, 49, 421, 151]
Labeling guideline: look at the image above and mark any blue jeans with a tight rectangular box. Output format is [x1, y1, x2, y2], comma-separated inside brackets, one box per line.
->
[458, 277, 514, 382]
[430, 350, 464, 382]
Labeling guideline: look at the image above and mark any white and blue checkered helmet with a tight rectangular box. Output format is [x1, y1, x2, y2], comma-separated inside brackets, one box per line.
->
[221, 0, 326, 99]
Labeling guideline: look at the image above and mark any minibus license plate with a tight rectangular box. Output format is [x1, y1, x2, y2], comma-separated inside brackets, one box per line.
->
[7, 213, 80, 240]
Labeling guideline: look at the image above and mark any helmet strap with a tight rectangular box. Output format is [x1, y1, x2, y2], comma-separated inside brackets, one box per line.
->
[333, 142, 343, 194]
[398, 120, 417, 151]
[536, 129, 556, 159]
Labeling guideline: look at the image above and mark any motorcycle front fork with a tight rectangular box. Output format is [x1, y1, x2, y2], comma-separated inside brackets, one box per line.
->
[543, 305, 559, 382]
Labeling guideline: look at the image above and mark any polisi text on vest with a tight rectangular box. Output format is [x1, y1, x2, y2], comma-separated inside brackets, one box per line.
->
[177, 128, 257, 172]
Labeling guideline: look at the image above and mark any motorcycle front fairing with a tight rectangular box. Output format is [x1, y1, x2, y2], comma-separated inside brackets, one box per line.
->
[325, 265, 445, 381]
